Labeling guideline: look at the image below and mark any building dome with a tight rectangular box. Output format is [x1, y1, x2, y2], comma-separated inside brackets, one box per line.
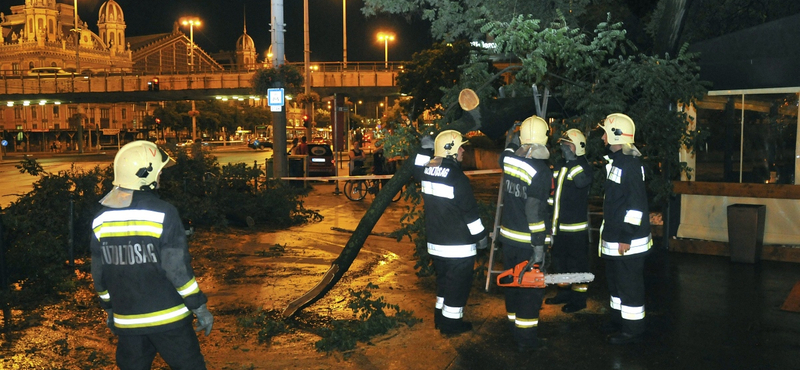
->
[98, 0, 124, 24]
[236, 33, 255, 51]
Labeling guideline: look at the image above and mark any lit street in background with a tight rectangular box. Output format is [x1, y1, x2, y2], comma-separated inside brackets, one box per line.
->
[0, 145, 274, 208]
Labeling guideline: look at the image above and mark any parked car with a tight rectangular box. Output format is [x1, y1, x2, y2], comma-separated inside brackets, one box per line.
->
[306, 143, 335, 177]
[248, 138, 273, 150]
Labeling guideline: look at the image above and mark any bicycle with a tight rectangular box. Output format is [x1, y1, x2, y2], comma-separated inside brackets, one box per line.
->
[343, 176, 403, 202]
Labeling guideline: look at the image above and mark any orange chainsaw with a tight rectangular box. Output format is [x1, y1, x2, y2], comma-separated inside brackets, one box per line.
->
[497, 260, 595, 289]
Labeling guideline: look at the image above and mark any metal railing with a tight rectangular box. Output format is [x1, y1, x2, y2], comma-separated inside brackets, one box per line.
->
[0, 62, 402, 96]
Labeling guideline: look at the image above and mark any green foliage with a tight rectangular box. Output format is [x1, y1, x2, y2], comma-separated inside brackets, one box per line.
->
[2, 163, 109, 299]
[236, 309, 294, 345]
[314, 283, 420, 353]
[362, 0, 590, 42]
[235, 284, 419, 353]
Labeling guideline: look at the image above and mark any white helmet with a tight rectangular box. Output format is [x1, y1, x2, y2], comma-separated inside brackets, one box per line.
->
[434, 130, 468, 158]
[601, 113, 636, 145]
[560, 129, 587, 156]
[113, 140, 175, 191]
[520, 115, 549, 145]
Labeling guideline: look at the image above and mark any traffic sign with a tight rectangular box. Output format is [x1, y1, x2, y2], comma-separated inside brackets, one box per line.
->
[1, 140, 7, 147]
[268, 88, 284, 106]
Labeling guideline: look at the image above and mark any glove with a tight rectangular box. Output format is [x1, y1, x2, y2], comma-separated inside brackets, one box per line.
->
[532, 245, 546, 273]
[192, 304, 214, 336]
[420, 134, 435, 150]
[105, 309, 116, 333]
[477, 235, 490, 250]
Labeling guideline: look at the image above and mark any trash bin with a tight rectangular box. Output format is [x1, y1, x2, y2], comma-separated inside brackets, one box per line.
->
[727, 204, 766, 263]
[287, 156, 306, 188]
[265, 158, 274, 179]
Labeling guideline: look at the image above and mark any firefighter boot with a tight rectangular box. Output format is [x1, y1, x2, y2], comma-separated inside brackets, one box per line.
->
[544, 285, 572, 305]
[562, 287, 587, 313]
[513, 326, 540, 353]
[439, 317, 473, 336]
[434, 308, 443, 329]
[600, 309, 623, 334]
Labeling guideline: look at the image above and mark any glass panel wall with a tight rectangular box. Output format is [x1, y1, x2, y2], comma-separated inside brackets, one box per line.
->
[694, 93, 798, 184]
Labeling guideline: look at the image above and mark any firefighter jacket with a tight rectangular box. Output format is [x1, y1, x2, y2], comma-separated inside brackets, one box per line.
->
[551, 156, 593, 235]
[415, 155, 487, 258]
[600, 150, 652, 258]
[90, 191, 208, 335]
[498, 149, 553, 249]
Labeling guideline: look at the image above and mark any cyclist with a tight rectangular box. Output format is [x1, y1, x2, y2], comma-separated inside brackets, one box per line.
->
[349, 141, 367, 176]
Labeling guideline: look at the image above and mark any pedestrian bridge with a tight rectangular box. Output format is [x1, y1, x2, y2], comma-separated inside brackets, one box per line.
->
[0, 62, 402, 103]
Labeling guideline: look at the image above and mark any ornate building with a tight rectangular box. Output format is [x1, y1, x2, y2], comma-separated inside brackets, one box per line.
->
[0, 0, 228, 152]
[211, 11, 259, 72]
[0, 0, 132, 74]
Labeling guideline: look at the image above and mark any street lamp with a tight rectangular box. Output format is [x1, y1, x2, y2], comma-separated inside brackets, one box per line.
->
[180, 17, 201, 72]
[377, 32, 395, 69]
[341, 0, 347, 67]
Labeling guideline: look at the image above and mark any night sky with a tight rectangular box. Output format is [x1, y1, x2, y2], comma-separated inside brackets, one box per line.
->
[0, 0, 434, 64]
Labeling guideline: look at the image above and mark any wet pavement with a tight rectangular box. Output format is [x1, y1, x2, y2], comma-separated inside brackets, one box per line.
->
[298, 181, 800, 370]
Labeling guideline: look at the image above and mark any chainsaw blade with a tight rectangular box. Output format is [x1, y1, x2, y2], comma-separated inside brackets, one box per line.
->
[544, 272, 595, 285]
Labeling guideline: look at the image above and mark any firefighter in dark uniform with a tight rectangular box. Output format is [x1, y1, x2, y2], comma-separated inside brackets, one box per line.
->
[91, 140, 214, 369]
[497, 115, 553, 352]
[599, 113, 652, 344]
[545, 129, 593, 313]
[415, 130, 488, 336]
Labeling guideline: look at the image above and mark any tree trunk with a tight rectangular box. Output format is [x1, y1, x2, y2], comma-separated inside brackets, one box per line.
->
[653, 0, 694, 56]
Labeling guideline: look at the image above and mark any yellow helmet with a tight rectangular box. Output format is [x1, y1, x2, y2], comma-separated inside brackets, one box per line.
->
[560, 129, 587, 156]
[520, 115, 549, 145]
[601, 113, 636, 145]
[434, 130, 468, 158]
[113, 140, 175, 191]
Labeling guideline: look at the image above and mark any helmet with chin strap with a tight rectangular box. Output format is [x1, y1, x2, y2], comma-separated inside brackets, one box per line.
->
[434, 130, 468, 158]
[601, 113, 636, 145]
[113, 140, 175, 191]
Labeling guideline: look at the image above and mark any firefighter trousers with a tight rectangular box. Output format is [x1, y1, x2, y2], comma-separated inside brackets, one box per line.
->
[551, 230, 590, 304]
[604, 254, 646, 335]
[502, 246, 545, 346]
[432, 255, 475, 320]
[116, 323, 207, 370]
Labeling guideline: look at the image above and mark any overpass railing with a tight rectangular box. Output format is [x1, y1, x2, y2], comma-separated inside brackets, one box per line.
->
[0, 61, 401, 95]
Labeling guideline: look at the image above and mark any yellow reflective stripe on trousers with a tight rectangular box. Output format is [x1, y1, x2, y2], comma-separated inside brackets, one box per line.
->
[515, 317, 539, 328]
[442, 304, 464, 319]
[113, 304, 191, 329]
[177, 277, 200, 298]
[621, 304, 645, 320]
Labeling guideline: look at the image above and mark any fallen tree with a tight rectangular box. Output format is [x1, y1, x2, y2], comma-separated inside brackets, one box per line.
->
[283, 89, 535, 317]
